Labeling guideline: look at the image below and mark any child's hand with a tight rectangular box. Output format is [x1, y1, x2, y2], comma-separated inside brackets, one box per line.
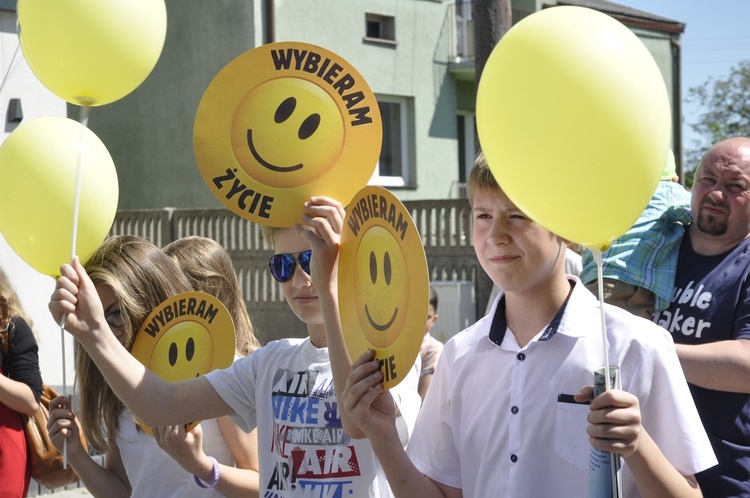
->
[295, 196, 346, 287]
[48, 257, 108, 342]
[576, 386, 643, 458]
[341, 349, 399, 441]
[46, 396, 86, 457]
[153, 423, 208, 476]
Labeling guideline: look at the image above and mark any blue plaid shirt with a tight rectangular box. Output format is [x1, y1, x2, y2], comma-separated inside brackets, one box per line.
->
[580, 181, 692, 312]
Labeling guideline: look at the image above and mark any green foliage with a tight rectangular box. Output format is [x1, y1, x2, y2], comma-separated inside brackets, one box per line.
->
[682, 168, 694, 189]
[687, 60, 750, 175]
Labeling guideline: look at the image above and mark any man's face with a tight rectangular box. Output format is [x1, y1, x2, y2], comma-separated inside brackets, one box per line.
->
[692, 141, 750, 243]
[472, 187, 564, 295]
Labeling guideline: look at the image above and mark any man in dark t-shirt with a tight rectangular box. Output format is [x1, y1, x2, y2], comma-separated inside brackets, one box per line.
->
[654, 137, 750, 497]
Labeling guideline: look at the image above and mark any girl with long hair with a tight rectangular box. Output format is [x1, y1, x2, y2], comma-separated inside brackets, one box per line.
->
[47, 236, 260, 497]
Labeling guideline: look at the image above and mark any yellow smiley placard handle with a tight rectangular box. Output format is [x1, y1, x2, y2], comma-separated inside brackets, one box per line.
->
[338, 186, 429, 390]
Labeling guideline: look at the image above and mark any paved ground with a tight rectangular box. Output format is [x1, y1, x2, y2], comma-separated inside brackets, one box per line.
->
[36, 489, 92, 497]
[27, 454, 102, 496]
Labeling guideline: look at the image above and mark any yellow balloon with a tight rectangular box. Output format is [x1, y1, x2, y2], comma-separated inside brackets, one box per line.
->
[0, 117, 119, 276]
[476, 6, 670, 248]
[17, 0, 167, 106]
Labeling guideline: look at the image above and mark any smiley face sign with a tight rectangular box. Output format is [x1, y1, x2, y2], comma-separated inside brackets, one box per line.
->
[130, 291, 235, 436]
[194, 41, 382, 227]
[339, 186, 429, 389]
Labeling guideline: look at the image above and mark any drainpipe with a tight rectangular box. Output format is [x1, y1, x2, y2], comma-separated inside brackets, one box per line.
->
[671, 33, 682, 183]
[265, 0, 275, 44]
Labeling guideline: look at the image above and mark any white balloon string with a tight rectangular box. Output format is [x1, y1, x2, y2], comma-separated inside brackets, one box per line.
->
[594, 248, 612, 391]
[59, 321, 67, 468]
[60, 102, 91, 469]
[71, 104, 90, 262]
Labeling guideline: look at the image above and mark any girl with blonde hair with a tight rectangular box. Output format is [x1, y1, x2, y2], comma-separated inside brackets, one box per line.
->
[163, 235, 262, 356]
[48, 236, 260, 497]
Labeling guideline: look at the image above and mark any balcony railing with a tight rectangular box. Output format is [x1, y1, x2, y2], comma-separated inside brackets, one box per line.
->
[439, 2, 535, 64]
[108, 201, 494, 343]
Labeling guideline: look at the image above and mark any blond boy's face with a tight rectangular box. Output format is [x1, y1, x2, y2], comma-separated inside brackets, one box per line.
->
[471, 187, 565, 294]
[272, 227, 322, 326]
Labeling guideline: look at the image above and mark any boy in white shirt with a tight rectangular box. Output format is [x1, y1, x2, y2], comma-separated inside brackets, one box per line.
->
[334, 153, 716, 498]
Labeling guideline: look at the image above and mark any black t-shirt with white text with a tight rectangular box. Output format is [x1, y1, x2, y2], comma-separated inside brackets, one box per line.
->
[654, 235, 750, 496]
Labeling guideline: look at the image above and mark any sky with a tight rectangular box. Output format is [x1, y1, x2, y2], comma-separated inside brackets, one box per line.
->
[616, 0, 750, 167]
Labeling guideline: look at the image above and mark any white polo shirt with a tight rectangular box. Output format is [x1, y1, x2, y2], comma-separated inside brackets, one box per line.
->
[407, 279, 716, 498]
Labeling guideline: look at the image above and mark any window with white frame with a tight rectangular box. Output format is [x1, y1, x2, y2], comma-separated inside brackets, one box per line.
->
[370, 96, 410, 187]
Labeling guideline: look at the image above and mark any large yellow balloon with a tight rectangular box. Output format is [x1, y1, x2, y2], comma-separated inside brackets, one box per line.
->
[0, 117, 119, 276]
[17, 0, 167, 106]
[476, 6, 670, 248]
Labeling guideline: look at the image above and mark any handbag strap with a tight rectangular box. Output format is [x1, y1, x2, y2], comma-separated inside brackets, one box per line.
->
[0, 296, 12, 365]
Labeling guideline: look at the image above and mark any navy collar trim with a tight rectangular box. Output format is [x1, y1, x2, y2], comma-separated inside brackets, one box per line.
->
[488, 281, 576, 346]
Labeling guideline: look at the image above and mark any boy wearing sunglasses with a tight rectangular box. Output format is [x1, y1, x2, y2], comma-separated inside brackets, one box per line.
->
[49, 197, 421, 498]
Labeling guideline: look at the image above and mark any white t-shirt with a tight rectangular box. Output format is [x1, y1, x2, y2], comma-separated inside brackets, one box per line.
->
[206, 337, 421, 498]
[408, 278, 717, 498]
[117, 411, 232, 497]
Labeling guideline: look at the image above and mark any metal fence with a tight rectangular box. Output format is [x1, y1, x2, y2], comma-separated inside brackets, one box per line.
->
[109, 200, 492, 343]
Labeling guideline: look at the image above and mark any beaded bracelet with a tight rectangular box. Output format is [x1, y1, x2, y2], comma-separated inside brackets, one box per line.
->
[194, 456, 219, 489]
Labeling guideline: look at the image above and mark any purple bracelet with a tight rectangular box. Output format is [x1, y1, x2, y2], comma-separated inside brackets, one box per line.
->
[194, 456, 219, 489]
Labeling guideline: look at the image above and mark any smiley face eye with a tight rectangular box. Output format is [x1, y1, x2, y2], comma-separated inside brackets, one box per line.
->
[275, 97, 296, 123]
[384, 252, 392, 285]
[186, 337, 195, 361]
[298, 114, 320, 140]
[370, 251, 377, 284]
[169, 342, 178, 366]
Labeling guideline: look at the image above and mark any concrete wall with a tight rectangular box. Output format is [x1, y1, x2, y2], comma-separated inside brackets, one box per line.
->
[76, 2, 683, 210]
[80, 0, 464, 209]
[273, 0, 460, 201]
[86, 0, 260, 210]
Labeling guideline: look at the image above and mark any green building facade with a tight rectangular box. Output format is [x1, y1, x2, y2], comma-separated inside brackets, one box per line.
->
[77, 0, 684, 210]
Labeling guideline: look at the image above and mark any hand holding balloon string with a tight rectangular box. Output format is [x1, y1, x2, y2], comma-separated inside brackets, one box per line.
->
[58, 103, 90, 468]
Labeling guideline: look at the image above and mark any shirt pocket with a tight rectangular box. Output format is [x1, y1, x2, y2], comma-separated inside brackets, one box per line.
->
[554, 394, 591, 470]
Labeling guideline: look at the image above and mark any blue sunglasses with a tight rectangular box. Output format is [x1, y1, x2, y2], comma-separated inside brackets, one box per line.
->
[268, 250, 312, 283]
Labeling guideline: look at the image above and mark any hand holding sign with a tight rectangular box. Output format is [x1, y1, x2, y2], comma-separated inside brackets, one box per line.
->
[130, 291, 235, 436]
[339, 187, 428, 389]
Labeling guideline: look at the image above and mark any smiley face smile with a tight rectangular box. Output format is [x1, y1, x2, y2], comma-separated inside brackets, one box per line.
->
[246, 129, 303, 172]
[365, 304, 399, 331]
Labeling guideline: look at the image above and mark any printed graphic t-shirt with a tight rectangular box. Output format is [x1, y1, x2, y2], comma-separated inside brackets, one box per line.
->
[206, 337, 420, 498]
[654, 235, 750, 495]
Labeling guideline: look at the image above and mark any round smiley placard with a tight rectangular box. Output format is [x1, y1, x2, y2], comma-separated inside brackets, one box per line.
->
[194, 41, 383, 227]
[339, 186, 429, 390]
[130, 291, 235, 436]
